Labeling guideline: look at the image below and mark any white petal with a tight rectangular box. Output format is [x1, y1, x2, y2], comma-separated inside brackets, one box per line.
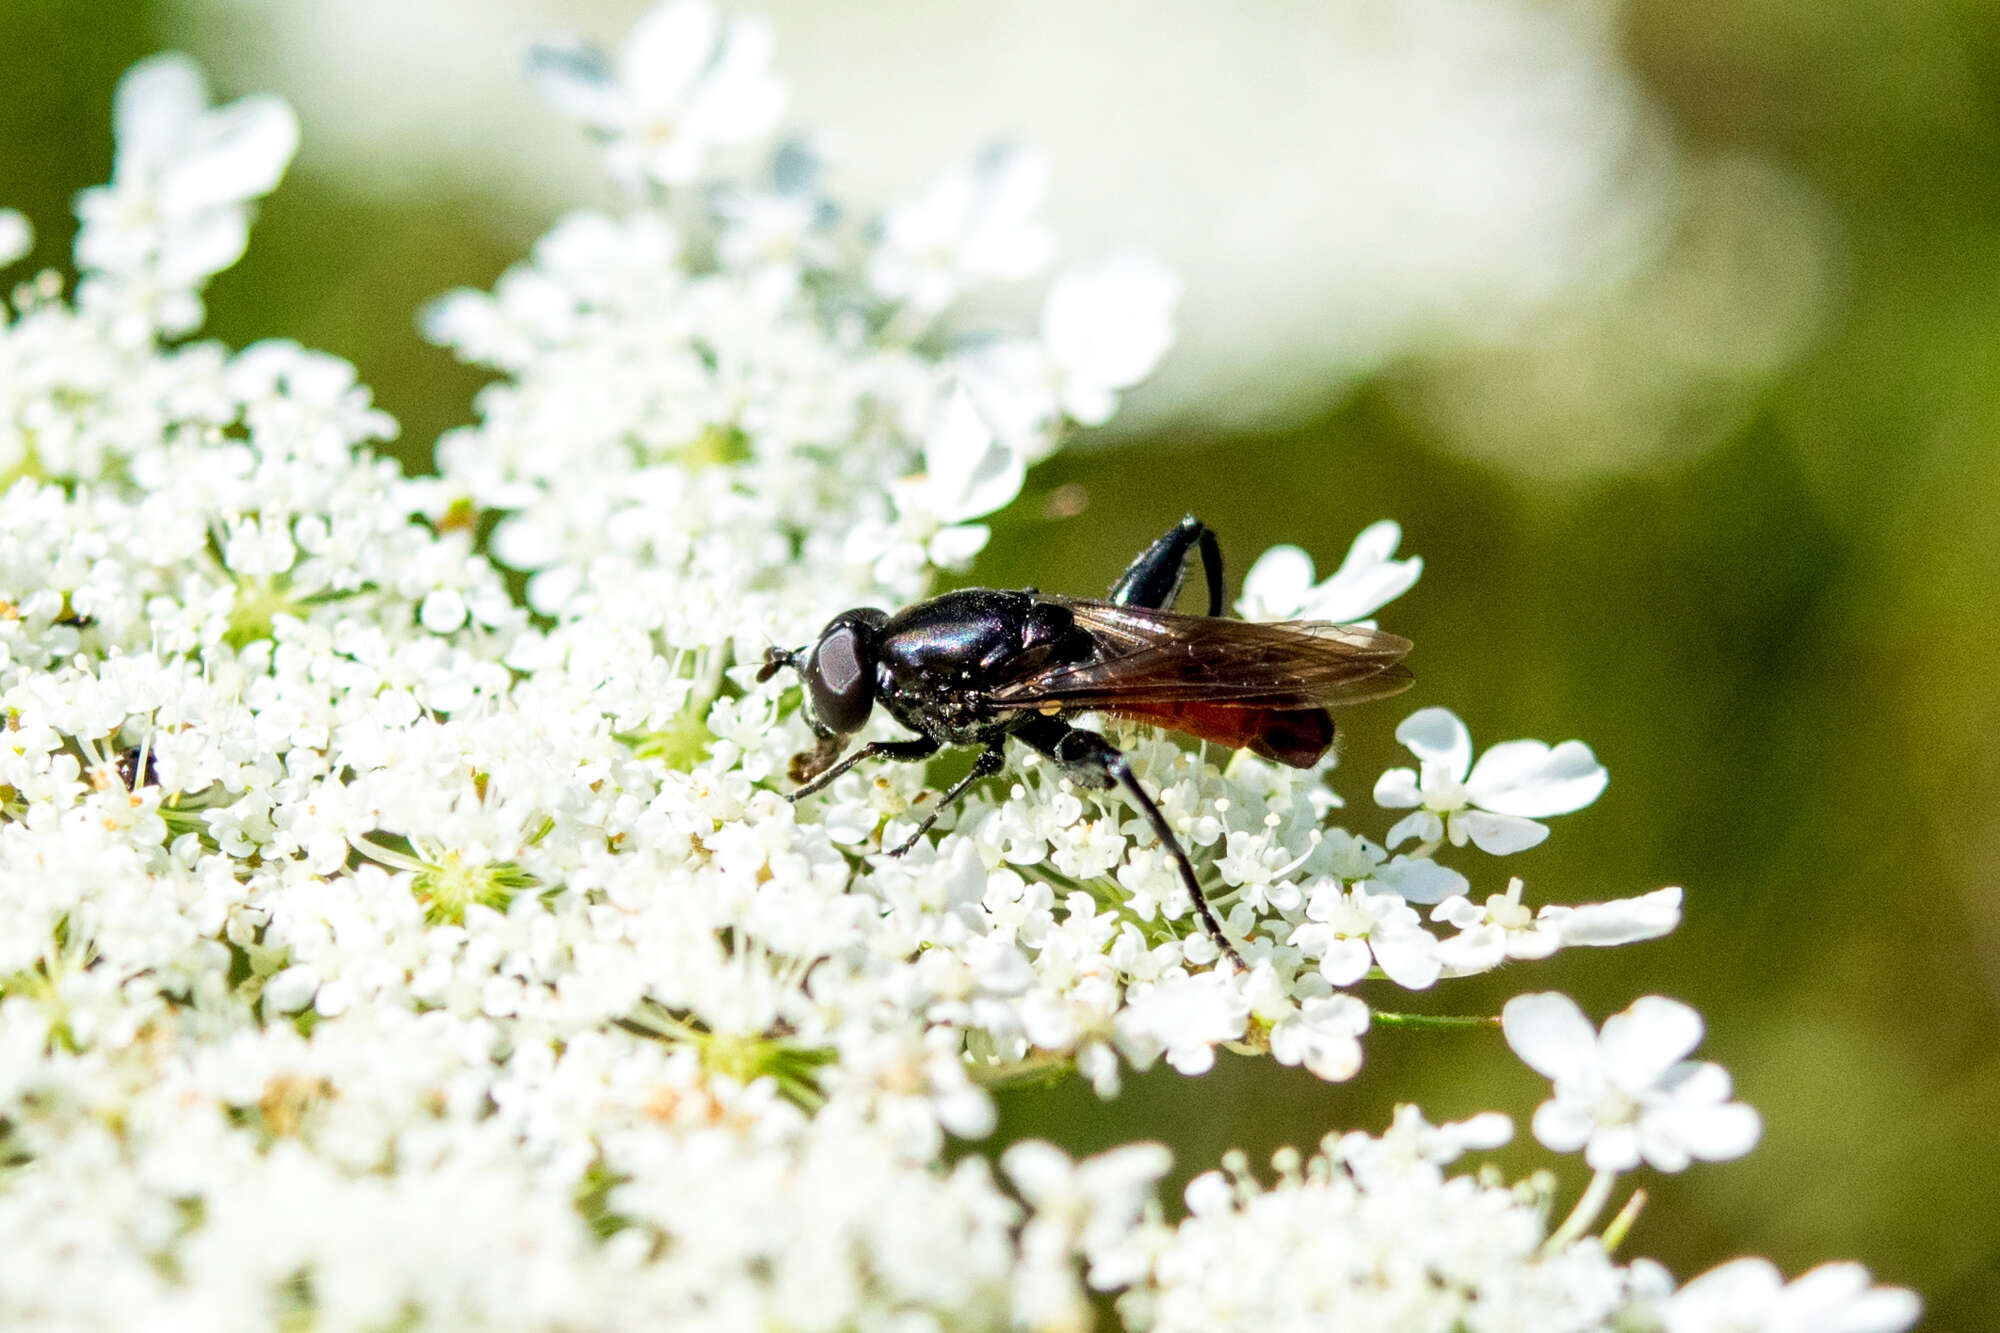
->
[1042, 252, 1180, 409]
[1543, 886, 1682, 946]
[263, 965, 318, 1014]
[1637, 1119, 1693, 1173]
[1298, 520, 1423, 624]
[1670, 1258, 1782, 1327]
[1237, 545, 1315, 621]
[1653, 1099, 1761, 1163]
[1454, 809, 1549, 855]
[155, 210, 250, 286]
[926, 523, 991, 570]
[1314, 937, 1372, 986]
[419, 588, 469, 634]
[1368, 855, 1464, 904]
[1466, 738, 1608, 816]
[1434, 925, 1507, 976]
[921, 386, 1026, 522]
[1585, 1123, 1643, 1172]
[1381, 809, 1435, 849]
[1658, 1058, 1733, 1105]
[953, 336, 1058, 449]
[0, 210, 32, 267]
[619, 0, 720, 105]
[1448, 1111, 1515, 1152]
[1530, 1097, 1595, 1153]
[1396, 707, 1472, 780]
[1600, 996, 1704, 1091]
[999, 1140, 1073, 1204]
[1183, 1171, 1232, 1216]
[680, 18, 786, 145]
[113, 54, 210, 180]
[1373, 766, 1424, 811]
[1370, 927, 1441, 990]
[1781, 1264, 1922, 1333]
[1502, 992, 1598, 1082]
[159, 94, 299, 216]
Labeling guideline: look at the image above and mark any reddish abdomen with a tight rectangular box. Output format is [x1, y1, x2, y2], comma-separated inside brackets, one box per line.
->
[1106, 702, 1335, 768]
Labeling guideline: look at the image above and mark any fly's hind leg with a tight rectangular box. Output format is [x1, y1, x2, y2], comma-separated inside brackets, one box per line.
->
[1014, 715, 1247, 968]
[1107, 514, 1225, 616]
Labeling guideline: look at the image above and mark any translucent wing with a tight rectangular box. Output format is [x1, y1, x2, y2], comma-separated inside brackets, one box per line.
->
[985, 597, 1413, 710]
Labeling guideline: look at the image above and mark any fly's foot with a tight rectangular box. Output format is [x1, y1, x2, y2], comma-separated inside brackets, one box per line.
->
[788, 734, 845, 786]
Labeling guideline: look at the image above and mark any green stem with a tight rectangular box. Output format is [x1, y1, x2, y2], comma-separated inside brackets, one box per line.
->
[966, 1050, 1075, 1091]
[1599, 1186, 1648, 1253]
[1369, 1010, 1501, 1030]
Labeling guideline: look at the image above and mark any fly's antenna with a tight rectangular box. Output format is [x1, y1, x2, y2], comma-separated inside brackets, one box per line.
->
[756, 645, 801, 683]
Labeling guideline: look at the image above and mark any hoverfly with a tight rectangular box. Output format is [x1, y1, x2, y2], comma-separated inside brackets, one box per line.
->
[758, 516, 1413, 966]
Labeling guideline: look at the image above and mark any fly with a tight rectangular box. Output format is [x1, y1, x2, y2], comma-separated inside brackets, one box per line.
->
[757, 515, 1414, 967]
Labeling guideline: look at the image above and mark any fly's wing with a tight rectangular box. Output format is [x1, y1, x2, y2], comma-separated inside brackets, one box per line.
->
[984, 598, 1413, 711]
[983, 599, 1411, 768]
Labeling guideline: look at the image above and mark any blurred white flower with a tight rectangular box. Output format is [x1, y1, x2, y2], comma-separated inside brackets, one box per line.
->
[528, 0, 786, 190]
[914, 383, 1028, 527]
[1375, 706, 1607, 853]
[0, 209, 30, 268]
[72, 52, 298, 337]
[1041, 252, 1181, 426]
[710, 139, 838, 273]
[1238, 521, 1422, 625]
[1266, 993, 1371, 1081]
[1504, 992, 1762, 1172]
[868, 142, 1052, 314]
[1662, 1258, 1920, 1333]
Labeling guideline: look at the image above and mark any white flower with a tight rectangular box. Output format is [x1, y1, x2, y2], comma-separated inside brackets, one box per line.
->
[868, 142, 1052, 313]
[73, 53, 299, 335]
[1504, 992, 1762, 1172]
[0, 209, 30, 268]
[1432, 880, 1682, 974]
[1237, 520, 1422, 624]
[1041, 253, 1180, 426]
[1375, 706, 1607, 854]
[1267, 994, 1370, 1081]
[1288, 881, 1441, 989]
[1662, 1258, 1920, 1333]
[528, 0, 786, 190]
[913, 383, 1028, 526]
[1115, 969, 1250, 1075]
[0, 27, 1904, 1330]
[1003, 1140, 1170, 1285]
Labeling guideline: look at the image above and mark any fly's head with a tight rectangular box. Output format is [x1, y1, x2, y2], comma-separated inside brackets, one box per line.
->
[760, 607, 889, 741]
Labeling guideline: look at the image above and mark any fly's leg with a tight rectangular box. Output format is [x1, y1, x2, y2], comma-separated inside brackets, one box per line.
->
[1014, 715, 1247, 968]
[884, 741, 1008, 856]
[789, 736, 940, 800]
[1107, 513, 1225, 616]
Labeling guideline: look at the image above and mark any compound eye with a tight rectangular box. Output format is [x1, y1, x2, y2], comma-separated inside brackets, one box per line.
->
[806, 620, 876, 735]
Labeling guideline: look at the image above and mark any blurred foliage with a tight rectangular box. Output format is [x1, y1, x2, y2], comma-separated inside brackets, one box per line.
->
[5, 1, 1998, 1327]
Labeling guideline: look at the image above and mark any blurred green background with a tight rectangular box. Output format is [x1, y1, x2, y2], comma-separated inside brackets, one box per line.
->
[6, 1, 1998, 1327]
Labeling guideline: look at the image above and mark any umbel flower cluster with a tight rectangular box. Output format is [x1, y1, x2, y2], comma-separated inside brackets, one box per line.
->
[0, 6, 1918, 1331]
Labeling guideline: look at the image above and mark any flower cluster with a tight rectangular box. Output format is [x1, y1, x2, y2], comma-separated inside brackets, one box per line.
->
[0, 5, 1917, 1330]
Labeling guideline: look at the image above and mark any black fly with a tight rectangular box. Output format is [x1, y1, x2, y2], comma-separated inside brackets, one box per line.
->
[757, 515, 1413, 967]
